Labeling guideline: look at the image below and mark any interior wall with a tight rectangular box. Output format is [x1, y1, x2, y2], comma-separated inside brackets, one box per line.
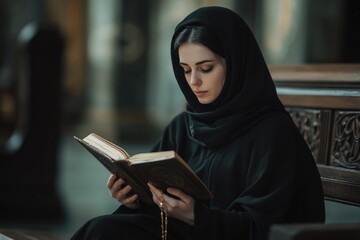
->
[258, 0, 357, 64]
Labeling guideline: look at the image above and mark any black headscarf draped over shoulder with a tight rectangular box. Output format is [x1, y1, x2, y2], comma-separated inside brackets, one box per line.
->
[170, 6, 287, 147]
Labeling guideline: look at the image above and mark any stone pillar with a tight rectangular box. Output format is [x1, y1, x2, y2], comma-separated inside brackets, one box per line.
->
[85, 0, 122, 138]
[259, 0, 308, 64]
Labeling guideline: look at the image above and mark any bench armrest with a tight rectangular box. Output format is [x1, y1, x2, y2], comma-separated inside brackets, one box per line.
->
[268, 223, 360, 240]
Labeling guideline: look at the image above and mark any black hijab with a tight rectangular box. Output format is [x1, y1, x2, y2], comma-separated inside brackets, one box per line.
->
[170, 6, 287, 147]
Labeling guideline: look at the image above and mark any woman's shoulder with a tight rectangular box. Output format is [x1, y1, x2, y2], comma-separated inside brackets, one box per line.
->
[167, 111, 187, 125]
[242, 111, 304, 154]
[260, 111, 296, 129]
[162, 111, 189, 133]
[253, 111, 299, 141]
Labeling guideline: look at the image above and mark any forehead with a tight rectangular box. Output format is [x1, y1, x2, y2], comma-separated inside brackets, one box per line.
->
[178, 43, 216, 63]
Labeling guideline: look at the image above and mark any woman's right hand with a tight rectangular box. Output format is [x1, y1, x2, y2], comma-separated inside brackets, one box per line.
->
[107, 174, 139, 209]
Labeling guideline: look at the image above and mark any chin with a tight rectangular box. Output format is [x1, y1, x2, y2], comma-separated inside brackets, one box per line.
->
[198, 99, 213, 105]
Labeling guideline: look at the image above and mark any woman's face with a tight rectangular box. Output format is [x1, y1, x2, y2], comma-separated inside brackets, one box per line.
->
[179, 43, 226, 104]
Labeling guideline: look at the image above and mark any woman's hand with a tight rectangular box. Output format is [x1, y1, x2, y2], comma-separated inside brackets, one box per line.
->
[107, 174, 139, 209]
[148, 183, 195, 226]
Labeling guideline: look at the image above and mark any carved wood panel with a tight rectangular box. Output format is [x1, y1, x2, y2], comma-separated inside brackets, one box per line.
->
[285, 107, 360, 205]
[286, 108, 321, 163]
[331, 111, 360, 170]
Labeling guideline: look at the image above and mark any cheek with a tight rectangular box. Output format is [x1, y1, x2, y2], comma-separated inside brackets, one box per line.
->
[184, 75, 191, 85]
[221, 77, 225, 86]
[217, 72, 226, 88]
[217, 81, 224, 94]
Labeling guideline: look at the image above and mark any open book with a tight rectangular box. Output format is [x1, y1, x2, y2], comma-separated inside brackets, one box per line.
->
[74, 133, 213, 204]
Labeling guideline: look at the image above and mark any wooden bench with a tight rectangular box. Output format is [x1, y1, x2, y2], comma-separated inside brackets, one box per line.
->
[268, 64, 360, 240]
[0, 229, 66, 240]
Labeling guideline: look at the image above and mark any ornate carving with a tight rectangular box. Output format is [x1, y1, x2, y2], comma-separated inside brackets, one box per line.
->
[286, 108, 321, 162]
[331, 112, 360, 170]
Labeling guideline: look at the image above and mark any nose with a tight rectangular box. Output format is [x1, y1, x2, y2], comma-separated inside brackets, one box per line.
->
[190, 71, 201, 86]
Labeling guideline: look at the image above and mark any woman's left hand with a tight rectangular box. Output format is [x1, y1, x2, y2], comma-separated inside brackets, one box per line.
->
[148, 183, 195, 226]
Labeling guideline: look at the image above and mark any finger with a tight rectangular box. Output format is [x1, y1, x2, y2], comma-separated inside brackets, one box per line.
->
[148, 183, 163, 203]
[148, 183, 162, 196]
[121, 193, 138, 206]
[121, 184, 133, 196]
[114, 184, 133, 199]
[112, 178, 126, 191]
[110, 179, 126, 197]
[106, 174, 117, 188]
[166, 187, 189, 202]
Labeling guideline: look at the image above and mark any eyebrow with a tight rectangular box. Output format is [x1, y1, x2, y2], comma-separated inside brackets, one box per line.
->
[179, 60, 215, 66]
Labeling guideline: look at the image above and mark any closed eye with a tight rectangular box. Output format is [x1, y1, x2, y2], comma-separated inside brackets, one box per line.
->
[182, 68, 191, 74]
[201, 66, 213, 73]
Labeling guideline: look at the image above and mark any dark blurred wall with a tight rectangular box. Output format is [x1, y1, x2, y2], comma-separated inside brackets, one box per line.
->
[253, 0, 360, 64]
[305, 0, 360, 63]
[0, 0, 65, 223]
[115, 0, 153, 140]
[339, 0, 360, 62]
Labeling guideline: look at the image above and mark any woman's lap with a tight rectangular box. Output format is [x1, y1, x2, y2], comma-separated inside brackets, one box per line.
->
[71, 214, 160, 240]
[71, 213, 192, 240]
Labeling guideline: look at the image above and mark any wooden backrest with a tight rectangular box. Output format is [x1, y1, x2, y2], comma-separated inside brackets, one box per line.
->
[270, 64, 360, 206]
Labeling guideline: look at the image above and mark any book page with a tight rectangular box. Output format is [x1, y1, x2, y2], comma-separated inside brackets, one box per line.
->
[83, 133, 129, 160]
[129, 151, 175, 164]
[74, 134, 154, 204]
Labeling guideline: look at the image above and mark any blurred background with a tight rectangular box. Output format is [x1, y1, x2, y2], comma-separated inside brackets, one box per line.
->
[0, 0, 359, 238]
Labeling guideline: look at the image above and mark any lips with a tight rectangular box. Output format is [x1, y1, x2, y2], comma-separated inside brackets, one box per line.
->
[194, 90, 207, 97]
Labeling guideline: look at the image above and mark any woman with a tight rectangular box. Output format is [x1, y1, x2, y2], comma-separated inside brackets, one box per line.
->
[71, 6, 325, 240]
